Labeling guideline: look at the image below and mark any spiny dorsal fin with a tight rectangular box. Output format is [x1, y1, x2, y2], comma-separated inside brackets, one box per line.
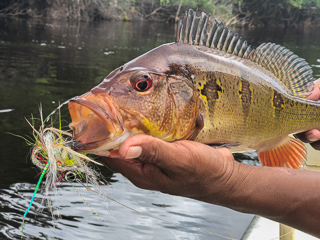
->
[248, 43, 314, 97]
[176, 9, 253, 59]
[176, 9, 314, 97]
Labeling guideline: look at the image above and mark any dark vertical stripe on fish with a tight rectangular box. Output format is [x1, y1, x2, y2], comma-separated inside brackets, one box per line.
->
[200, 73, 222, 115]
[273, 90, 284, 120]
[239, 79, 252, 122]
[201, 74, 222, 101]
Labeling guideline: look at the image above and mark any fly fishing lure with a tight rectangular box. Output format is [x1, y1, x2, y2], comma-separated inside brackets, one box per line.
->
[20, 104, 238, 240]
[19, 104, 292, 240]
[20, 103, 106, 237]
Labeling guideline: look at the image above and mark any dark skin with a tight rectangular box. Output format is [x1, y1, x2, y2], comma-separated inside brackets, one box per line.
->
[101, 80, 320, 238]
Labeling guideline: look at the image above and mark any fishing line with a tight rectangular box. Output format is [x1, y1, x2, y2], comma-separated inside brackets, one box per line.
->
[85, 185, 237, 240]
[21, 161, 50, 238]
[21, 102, 294, 240]
[81, 182, 294, 240]
[20, 101, 105, 238]
[70, 182, 103, 223]
[270, 230, 294, 240]
[42, 99, 71, 125]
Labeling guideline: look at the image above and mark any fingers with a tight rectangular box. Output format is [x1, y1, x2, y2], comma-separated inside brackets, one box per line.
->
[294, 130, 320, 143]
[294, 129, 320, 150]
[118, 134, 172, 168]
[117, 134, 233, 173]
[118, 134, 200, 170]
[100, 134, 240, 200]
[303, 129, 320, 150]
[101, 134, 233, 193]
[296, 79, 320, 149]
[101, 155, 170, 191]
[100, 135, 182, 190]
[307, 78, 320, 101]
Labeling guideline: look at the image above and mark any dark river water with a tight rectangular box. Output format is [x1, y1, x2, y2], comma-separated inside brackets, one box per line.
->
[0, 17, 320, 240]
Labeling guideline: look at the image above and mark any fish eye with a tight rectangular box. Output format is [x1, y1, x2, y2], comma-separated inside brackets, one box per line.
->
[130, 72, 152, 92]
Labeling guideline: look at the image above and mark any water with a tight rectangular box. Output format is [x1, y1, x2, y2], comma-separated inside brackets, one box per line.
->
[0, 17, 320, 240]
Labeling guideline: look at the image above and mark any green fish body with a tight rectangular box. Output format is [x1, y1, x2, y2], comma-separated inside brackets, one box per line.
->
[68, 10, 320, 169]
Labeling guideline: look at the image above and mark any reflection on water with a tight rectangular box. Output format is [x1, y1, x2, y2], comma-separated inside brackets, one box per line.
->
[1, 17, 320, 239]
[2, 180, 252, 240]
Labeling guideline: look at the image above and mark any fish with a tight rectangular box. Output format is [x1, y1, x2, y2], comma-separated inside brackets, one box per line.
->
[68, 9, 320, 169]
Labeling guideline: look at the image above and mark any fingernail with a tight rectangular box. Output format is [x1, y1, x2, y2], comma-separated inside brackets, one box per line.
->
[307, 133, 319, 142]
[124, 146, 142, 159]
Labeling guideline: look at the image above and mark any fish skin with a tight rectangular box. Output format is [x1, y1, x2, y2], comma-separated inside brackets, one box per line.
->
[68, 41, 320, 157]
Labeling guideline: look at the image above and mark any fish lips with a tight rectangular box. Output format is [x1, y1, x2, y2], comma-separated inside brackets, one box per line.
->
[68, 92, 124, 152]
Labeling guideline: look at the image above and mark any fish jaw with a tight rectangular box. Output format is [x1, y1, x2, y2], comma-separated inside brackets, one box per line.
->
[68, 92, 126, 154]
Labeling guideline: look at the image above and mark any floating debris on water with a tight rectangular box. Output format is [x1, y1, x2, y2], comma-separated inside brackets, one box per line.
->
[104, 51, 114, 55]
[0, 108, 14, 113]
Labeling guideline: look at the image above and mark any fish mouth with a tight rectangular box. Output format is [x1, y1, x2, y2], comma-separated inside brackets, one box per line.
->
[68, 92, 124, 153]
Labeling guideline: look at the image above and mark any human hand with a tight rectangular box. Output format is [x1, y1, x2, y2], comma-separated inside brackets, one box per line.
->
[100, 135, 249, 204]
[98, 83, 320, 237]
[294, 79, 320, 149]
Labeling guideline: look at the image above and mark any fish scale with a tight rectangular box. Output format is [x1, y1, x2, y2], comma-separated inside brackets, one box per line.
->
[68, 10, 320, 169]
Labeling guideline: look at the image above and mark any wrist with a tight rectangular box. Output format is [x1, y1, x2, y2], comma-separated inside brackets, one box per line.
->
[212, 160, 256, 208]
[194, 149, 255, 206]
[219, 162, 257, 211]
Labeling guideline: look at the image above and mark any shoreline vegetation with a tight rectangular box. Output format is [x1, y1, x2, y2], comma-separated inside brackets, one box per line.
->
[0, 0, 320, 28]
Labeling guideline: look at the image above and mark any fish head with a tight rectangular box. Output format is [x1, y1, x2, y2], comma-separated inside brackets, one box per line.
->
[68, 45, 202, 155]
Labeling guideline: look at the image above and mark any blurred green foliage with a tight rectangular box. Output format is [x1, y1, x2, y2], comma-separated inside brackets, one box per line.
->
[232, 0, 320, 27]
[286, 0, 320, 8]
[1, 0, 320, 27]
[234, 0, 320, 7]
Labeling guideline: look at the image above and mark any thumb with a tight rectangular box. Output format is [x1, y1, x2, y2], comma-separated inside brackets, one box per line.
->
[107, 134, 189, 191]
[104, 134, 236, 194]
[118, 134, 179, 169]
[116, 134, 237, 198]
[118, 134, 231, 173]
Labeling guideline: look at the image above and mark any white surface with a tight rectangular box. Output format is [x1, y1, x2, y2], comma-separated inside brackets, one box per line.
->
[241, 216, 319, 240]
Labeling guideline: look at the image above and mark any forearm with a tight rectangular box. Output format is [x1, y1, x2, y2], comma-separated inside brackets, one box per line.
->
[103, 135, 320, 237]
[211, 163, 320, 237]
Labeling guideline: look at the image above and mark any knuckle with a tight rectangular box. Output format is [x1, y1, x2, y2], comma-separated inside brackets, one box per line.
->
[139, 142, 161, 165]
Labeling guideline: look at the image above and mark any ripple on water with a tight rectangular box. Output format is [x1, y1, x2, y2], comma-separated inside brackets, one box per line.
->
[0, 176, 253, 240]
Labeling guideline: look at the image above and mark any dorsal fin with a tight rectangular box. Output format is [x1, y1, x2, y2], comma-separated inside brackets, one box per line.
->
[176, 9, 253, 59]
[248, 43, 314, 97]
[176, 9, 315, 97]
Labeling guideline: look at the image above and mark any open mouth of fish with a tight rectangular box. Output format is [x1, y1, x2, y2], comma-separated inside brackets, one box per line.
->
[68, 92, 127, 154]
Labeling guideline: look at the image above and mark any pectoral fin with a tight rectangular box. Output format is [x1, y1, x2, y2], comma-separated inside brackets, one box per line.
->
[257, 136, 306, 169]
[187, 111, 204, 141]
[210, 142, 241, 149]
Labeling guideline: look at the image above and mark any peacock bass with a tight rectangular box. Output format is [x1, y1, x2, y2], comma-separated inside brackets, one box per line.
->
[68, 10, 320, 169]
